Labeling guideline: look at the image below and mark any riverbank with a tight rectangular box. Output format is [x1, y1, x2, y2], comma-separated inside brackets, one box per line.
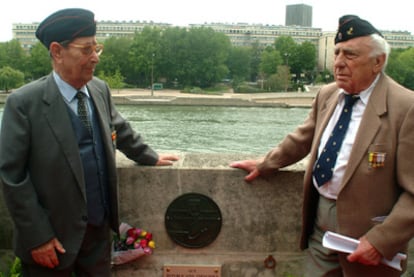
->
[110, 88, 317, 107]
[0, 88, 317, 108]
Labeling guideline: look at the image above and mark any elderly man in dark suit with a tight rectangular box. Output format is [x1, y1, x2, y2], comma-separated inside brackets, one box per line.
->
[0, 8, 178, 276]
[231, 15, 414, 276]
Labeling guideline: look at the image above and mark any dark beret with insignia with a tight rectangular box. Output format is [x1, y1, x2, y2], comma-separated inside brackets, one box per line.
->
[335, 15, 383, 44]
[35, 8, 96, 49]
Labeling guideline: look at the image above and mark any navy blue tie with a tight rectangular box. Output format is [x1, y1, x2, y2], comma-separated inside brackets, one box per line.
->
[313, 94, 359, 187]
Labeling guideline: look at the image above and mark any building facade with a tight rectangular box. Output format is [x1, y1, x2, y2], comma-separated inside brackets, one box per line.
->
[285, 4, 313, 27]
[10, 5, 414, 74]
[189, 23, 322, 48]
[12, 20, 171, 51]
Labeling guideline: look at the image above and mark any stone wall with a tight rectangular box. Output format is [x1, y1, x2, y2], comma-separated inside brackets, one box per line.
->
[112, 153, 306, 277]
[1, 153, 413, 276]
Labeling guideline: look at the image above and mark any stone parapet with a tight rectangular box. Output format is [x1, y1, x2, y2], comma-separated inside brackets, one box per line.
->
[1, 153, 413, 276]
[113, 153, 306, 276]
[0, 153, 306, 276]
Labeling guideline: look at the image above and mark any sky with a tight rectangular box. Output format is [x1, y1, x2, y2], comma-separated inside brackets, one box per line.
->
[1, 0, 413, 42]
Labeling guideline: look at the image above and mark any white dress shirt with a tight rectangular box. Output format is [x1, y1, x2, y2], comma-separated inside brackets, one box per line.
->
[315, 75, 380, 199]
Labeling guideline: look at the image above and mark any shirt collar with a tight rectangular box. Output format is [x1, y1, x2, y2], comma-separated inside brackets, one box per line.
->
[337, 74, 380, 105]
[53, 71, 90, 102]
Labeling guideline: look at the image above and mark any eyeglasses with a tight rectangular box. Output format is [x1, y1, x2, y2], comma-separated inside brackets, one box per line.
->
[66, 43, 104, 56]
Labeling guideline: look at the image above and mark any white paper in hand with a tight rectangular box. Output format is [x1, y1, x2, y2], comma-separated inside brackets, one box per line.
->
[322, 231, 406, 271]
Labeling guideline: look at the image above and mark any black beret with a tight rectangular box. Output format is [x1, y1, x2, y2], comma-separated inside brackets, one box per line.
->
[334, 15, 383, 44]
[36, 8, 96, 49]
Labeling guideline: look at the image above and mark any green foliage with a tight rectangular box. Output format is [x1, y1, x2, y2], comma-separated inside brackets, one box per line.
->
[233, 83, 263, 93]
[260, 46, 282, 76]
[96, 36, 133, 82]
[0, 257, 22, 277]
[2, 257, 75, 277]
[9, 258, 21, 277]
[0, 40, 28, 73]
[127, 27, 163, 87]
[274, 36, 297, 56]
[386, 47, 414, 90]
[226, 44, 252, 83]
[26, 42, 51, 80]
[314, 69, 333, 84]
[267, 65, 290, 91]
[124, 26, 231, 88]
[0, 30, 413, 91]
[248, 41, 263, 82]
[295, 41, 317, 73]
[0, 66, 25, 92]
[97, 69, 125, 89]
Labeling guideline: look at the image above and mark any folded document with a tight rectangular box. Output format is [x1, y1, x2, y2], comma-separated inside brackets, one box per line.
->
[322, 231, 406, 271]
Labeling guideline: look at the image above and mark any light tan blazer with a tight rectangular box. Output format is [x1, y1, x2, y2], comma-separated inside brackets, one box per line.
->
[259, 74, 414, 261]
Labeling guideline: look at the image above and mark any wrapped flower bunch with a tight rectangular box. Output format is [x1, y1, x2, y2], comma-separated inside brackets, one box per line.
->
[111, 222, 155, 265]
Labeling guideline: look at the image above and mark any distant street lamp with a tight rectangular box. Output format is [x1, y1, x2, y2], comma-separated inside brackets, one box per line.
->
[151, 53, 155, 96]
[284, 53, 291, 92]
[284, 52, 291, 66]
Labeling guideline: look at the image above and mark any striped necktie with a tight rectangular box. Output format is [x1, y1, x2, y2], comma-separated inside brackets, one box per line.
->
[313, 94, 359, 187]
[76, 91, 92, 134]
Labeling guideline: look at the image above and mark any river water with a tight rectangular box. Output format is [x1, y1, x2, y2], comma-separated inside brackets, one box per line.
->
[116, 105, 310, 155]
[0, 104, 310, 155]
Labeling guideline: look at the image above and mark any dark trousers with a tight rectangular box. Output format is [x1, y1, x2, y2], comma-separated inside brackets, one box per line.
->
[22, 223, 112, 277]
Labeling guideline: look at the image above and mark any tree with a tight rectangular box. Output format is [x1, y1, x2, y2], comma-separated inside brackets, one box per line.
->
[274, 36, 297, 66]
[259, 46, 282, 76]
[0, 40, 28, 73]
[97, 37, 133, 83]
[128, 27, 163, 87]
[262, 65, 290, 92]
[0, 66, 24, 92]
[227, 46, 252, 86]
[181, 27, 230, 87]
[395, 47, 414, 89]
[248, 41, 264, 82]
[26, 42, 51, 80]
[157, 27, 189, 88]
[386, 48, 405, 84]
[293, 41, 317, 84]
[97, 69, 125, 91]
[155, 27, 231, 88]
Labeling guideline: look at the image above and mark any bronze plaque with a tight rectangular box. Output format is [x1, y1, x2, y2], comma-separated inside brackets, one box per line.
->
[165, 193, 222, 248]
[163, 264, 221, 277]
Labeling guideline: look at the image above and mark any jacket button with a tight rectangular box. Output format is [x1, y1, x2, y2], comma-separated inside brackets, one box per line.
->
[82, 216, 88, 222]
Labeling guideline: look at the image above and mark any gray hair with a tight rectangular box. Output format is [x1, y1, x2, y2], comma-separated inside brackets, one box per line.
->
[370, 33, 390, 71]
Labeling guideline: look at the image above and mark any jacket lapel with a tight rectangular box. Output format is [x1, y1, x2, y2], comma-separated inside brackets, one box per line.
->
[339, 75, 388, 190]
[309, 88, 341, 166]
[87, 81, 117, 174]
[42, 74, 87, 200]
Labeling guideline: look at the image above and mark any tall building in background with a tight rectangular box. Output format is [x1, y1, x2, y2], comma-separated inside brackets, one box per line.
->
[286, 4, 312, 27]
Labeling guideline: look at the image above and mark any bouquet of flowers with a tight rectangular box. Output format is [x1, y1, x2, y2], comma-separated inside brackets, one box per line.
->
[111, 222, 155, 265]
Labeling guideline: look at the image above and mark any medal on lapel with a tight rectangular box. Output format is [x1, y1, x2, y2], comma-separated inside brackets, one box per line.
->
[368, 151, 386, 168]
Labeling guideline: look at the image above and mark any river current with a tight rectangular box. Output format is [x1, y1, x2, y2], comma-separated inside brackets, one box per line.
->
[0, 104, 310, 155]
[116, 105, 310, 155]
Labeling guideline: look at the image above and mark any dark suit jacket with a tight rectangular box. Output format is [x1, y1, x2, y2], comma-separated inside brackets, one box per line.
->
[0, 74, 158, 267]
[258, 74, 414, 261]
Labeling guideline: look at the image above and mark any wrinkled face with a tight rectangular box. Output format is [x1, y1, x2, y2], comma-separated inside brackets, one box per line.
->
[333, 36, 384, 94]
[51, 36, 102, 89]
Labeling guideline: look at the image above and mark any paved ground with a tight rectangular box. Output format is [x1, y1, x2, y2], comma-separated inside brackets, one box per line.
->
[110, 88, 318, 107]
[1, 88, 319, 107]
